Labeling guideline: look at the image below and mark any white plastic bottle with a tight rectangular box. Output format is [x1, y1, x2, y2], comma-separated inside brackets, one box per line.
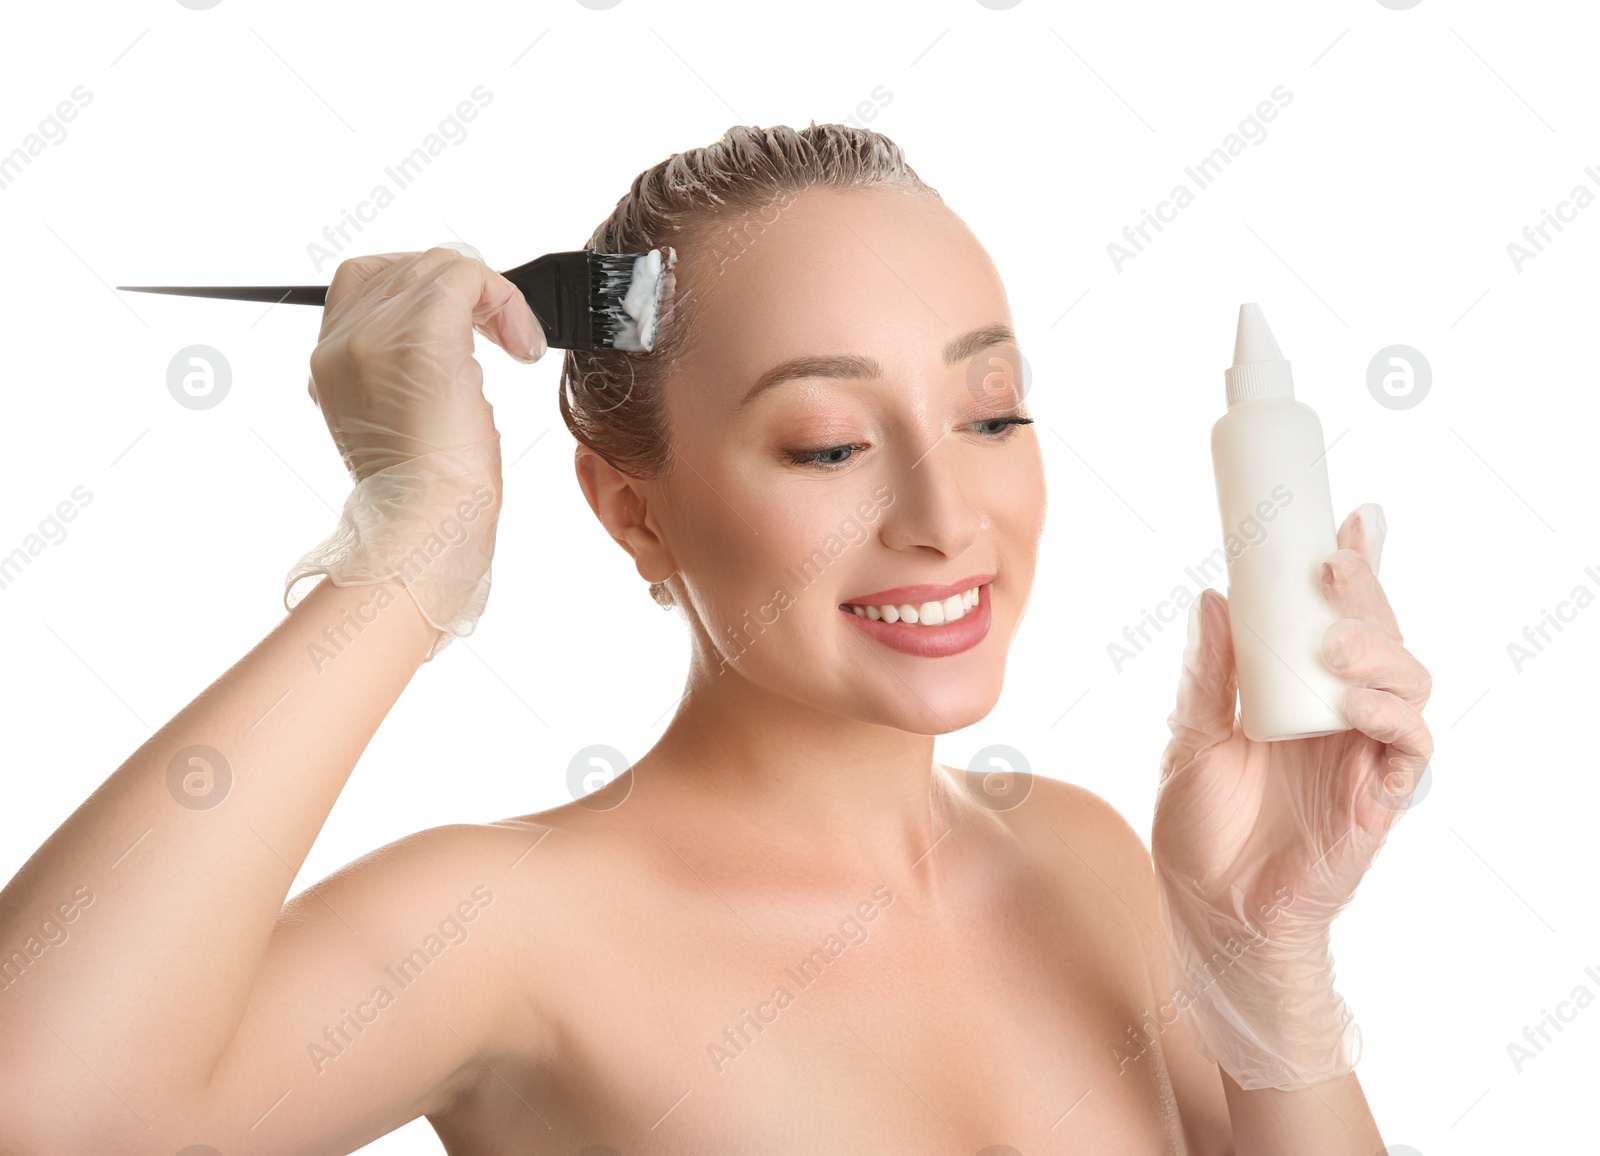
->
[1211, 303, 1352, 742]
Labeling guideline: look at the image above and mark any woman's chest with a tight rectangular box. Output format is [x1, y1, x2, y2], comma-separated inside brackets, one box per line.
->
[435, 865, 1192, 1155]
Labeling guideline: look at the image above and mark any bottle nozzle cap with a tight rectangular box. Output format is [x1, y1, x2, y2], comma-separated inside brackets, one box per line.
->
[1225, 301, 1295, 405]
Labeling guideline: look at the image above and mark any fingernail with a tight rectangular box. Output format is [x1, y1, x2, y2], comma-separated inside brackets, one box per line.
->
[1189, 588, 1217, 637]
[1362, 502, 1387, 568]
[1182, 593, 1204, 654]
[438, 240, 483, 261]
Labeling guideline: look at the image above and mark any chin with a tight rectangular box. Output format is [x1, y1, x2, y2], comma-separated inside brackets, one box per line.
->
[872, 668, 1006, 736]
[822, 635, 1011, 736]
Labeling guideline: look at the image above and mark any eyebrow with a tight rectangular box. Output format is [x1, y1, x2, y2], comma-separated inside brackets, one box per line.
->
[736, 322, 1018, 411]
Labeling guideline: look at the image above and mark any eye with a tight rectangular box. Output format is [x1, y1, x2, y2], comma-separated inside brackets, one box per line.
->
[968, 416, 1033, 439]
[784, 416, 1034, 471]
[786, 444, 859, 469]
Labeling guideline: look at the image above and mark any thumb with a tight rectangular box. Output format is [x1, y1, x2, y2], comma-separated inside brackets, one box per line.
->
[436, 239, 483, 262]
[1160, 588, 1239, 784]
[433, 241, 545, 364]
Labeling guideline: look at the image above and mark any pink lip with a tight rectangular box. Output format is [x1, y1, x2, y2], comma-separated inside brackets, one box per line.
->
[838, 582, 994, 658]
[840, 573, 995, 608]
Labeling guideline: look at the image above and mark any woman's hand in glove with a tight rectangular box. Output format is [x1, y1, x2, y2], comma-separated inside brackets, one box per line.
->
[1150, 502, 1434, 1090]
[287, 243, 547, 659]
[307, 243, 546, 482]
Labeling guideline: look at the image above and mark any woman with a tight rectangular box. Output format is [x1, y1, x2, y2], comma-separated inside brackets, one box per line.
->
[0, 124, 1432, 1154]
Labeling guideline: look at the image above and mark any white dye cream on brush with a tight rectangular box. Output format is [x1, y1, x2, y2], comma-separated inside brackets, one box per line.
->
[608, 246, 675, 352]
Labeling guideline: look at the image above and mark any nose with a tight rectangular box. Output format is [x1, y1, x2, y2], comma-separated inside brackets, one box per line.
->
[875, 431, 988, 558]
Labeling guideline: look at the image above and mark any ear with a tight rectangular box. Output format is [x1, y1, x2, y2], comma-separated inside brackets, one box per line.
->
[573, 447, 677, 586]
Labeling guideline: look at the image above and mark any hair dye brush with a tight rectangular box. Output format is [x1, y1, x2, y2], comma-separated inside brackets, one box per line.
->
[118, 247, 676, 353]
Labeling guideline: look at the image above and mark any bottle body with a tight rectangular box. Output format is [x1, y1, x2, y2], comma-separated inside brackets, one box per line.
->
[1210, 397, 1351, 741]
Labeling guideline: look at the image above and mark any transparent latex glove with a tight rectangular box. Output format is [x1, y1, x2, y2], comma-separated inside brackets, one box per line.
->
[1151, 503, 1434, 1091]
[286, 242, 546, 660]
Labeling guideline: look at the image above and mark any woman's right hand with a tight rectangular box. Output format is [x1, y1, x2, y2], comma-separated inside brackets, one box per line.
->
[307, 243, 547, 486]
[291, 243, 548, 656]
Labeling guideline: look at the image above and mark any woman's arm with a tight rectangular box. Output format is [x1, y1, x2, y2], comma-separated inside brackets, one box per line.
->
[0, 247, 556, 1151]
[0, 574, 480, 1149]
[1081, 783, 1385, 1154]
[1067, 783, 1235, 1154]
[1221, 1071, 1384, 1154]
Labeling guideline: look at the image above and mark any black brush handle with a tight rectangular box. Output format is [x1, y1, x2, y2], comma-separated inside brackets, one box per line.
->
[499, 252, 592, 351]
[117, 284, 329, 305]
[115, 251, 630, 350]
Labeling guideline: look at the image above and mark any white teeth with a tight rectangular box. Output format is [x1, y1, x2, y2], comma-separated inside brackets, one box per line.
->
[844, 585, 983, 627]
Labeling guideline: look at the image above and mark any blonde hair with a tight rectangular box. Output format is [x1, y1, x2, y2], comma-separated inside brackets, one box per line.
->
[559, 122, 941, 609]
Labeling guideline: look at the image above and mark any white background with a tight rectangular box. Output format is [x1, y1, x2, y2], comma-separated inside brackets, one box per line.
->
[2, 1, 1595, 1152]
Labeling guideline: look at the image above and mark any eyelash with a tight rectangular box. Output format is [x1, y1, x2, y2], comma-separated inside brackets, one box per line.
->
[784, 416, 1035, 471]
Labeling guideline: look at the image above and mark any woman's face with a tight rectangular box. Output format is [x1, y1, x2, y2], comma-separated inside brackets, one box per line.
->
[645, 184, 1046, 735]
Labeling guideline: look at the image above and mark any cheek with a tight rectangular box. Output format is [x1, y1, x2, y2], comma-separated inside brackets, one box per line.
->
[662, 472, 781, 606]
[986, 441, 1047, 583]
[674, 470, 879, 627]
[1007, 439, 1047, 533]
[736, 488, 865, 601]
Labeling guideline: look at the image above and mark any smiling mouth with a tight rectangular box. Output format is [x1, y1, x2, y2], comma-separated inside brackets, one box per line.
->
[840, 583, 982, 626]
[837, 582, 993, 658]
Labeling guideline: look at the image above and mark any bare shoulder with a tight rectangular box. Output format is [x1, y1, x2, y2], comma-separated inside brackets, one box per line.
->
[283, 817, 566, 929]
[999, 771, 1154, 885]
[977, 772, 1236, 1154]
[295, 818, 520, 888]
[277, 816, 564, 982]
[349, 800, 622, 881]
[287, 813, 601, 1024]
[346, 807, 623, 927]
[157, 817, 592, 1154]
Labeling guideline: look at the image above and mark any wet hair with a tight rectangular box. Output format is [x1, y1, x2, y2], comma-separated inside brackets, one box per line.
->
[559, 121, 941, 609]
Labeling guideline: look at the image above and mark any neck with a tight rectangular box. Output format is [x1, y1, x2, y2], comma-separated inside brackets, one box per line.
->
[636, 651, 958, 885]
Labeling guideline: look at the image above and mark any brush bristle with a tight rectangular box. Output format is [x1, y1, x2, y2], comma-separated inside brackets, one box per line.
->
[589, 249, 672, 352]
[588, 253, 642, 349]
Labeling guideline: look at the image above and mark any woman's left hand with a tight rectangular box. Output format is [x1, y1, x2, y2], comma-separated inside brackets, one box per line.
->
[1149, 502, 1434, 1090]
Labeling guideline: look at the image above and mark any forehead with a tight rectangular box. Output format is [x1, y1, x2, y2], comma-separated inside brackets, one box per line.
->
[669, 186, 1010, 412]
